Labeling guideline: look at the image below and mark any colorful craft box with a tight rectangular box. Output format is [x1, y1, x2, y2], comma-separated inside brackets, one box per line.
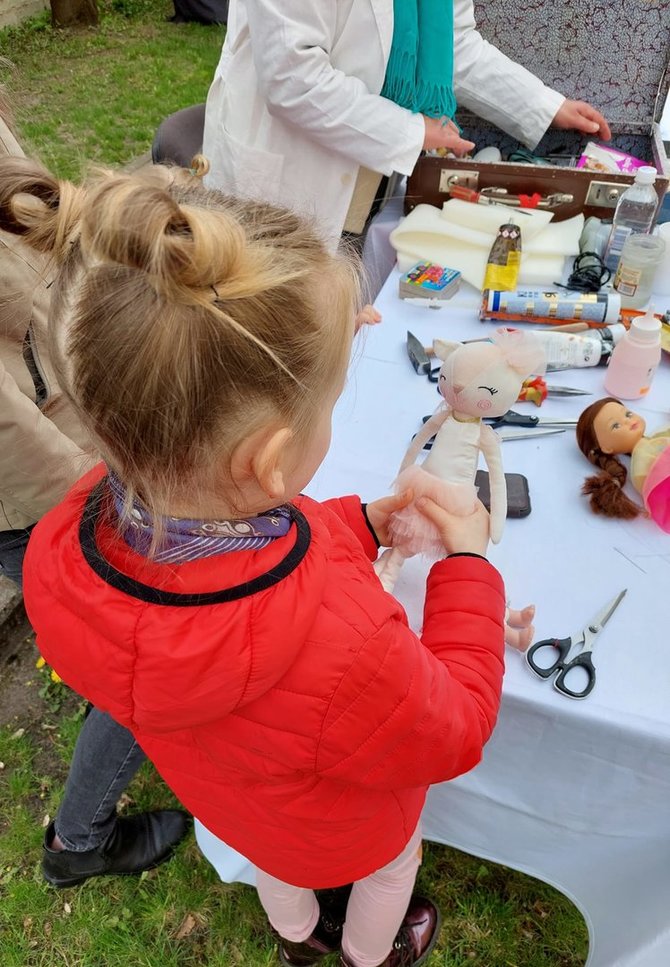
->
[399, 262, 461, 301]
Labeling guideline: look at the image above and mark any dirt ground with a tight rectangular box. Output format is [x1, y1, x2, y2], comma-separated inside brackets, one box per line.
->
[0, 612, 80, 732]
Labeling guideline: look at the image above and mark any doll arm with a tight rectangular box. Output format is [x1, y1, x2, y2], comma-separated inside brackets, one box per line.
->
[398, 406, 450, 473]
[479, 424, 506, 544]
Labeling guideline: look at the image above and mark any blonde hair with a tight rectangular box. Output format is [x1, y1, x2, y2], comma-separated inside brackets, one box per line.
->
[0, 157, 359, 521]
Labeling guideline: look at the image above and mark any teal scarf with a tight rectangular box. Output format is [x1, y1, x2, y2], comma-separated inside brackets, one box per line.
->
[381, 0, 456, 120]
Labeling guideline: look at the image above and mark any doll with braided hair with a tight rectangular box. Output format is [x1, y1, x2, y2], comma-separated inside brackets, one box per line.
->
[576, 397, 670, 532]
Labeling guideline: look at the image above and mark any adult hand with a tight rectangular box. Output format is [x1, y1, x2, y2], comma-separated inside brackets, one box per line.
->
[422, 116, 475, 156]
[551, 99, 611, 141]
[417, 496, 490, 558]
[366, 489, 413, 547]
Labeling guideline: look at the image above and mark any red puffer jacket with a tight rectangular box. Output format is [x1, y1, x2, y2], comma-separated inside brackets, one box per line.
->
[24, 466, 506, 887]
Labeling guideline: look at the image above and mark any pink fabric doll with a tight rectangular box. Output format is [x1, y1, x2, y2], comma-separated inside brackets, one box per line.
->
[375, 328, 546, 650]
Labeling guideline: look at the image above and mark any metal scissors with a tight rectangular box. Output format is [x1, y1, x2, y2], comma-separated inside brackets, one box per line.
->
[526, 590, 627, 699]
[484, 409, 578, 430]
[418, 415, 565, 448]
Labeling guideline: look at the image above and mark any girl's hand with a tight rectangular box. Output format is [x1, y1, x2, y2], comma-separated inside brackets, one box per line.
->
[422, 116, 475, 156]
[355, 304, 382, 333]
[366, 490, 413, 547]
[417, 496, 490, 558]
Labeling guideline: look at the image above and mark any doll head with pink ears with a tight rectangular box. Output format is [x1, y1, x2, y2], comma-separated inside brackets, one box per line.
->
[434, 327, 547, 420]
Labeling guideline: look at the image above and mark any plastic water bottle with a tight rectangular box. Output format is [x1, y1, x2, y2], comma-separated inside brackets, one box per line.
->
[603, 166, 660, 272]
[604, 306, 662, 399]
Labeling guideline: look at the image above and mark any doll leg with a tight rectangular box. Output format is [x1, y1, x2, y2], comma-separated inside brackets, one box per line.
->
[373, 547, 408, 593]
[504, 605, 535, 652]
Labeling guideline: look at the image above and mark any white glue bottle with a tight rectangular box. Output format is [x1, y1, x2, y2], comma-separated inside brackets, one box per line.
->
[531, 325, 626, 371]
[604, 307, 662, 399]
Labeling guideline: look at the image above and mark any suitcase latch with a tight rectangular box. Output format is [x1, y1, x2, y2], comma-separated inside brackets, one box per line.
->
[438, 168, 480, 193]
[585, 181, 627, 210]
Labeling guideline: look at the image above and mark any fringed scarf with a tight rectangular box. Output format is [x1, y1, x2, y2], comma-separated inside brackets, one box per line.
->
[381, 0, 456, 121]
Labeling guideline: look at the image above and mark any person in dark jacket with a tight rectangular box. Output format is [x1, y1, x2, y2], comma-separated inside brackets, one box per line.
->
[0, 156, 505, 967]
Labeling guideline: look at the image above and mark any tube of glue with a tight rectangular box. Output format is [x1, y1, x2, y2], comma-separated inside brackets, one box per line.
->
[530, 326, 626, 370]
[481, 287, 621, 327]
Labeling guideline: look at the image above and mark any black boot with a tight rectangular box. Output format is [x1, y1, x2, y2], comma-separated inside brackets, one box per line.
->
[277, 884, 352, 966]
[42, 810, 191, 888]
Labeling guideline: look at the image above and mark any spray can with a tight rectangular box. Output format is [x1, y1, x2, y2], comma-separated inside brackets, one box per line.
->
[480, 288, 622, 327]
[530, 326, 626, 371]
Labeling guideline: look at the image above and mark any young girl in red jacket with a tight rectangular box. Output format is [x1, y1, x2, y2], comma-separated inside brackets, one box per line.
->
[0, 156, 506, 967]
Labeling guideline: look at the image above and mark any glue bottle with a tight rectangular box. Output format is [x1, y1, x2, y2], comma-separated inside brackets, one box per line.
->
[604, 306, 662, 399]
[531, 325, 626, 371]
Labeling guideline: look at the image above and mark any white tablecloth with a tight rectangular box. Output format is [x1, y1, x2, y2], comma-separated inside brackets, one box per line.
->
[197, 275, 670, 967]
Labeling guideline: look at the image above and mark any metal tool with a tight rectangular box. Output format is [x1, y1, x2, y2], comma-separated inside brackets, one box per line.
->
[518, 377, 591, 406]
[449, 184, 574, 210]
[526, 590, 627, 699]
[406, 330, 441, 381]
[418, 415, 565, 450]
[484, 409, 578, 430]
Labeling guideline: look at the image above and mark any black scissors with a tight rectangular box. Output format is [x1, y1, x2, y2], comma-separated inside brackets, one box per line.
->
[484, 409, 578, 430]
[526, 590, 627, 699]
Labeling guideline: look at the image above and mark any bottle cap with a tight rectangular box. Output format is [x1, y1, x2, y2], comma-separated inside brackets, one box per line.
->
[607, 323, 626, 346]
[604, 291, 621, 324]
[635, 165, 657, 185]
[630, 306, 662, 343]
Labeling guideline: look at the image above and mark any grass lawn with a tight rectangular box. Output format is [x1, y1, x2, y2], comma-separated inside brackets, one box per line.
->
[0, 4, 589, 963]
[0, 0, 225, 178]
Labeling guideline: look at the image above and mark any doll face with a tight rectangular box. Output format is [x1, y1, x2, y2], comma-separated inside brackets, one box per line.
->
[438, 345, 522, 417]
[593, 401, 646, 455]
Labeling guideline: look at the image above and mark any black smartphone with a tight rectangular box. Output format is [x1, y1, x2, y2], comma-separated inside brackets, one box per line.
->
[475, 471, 531, 518]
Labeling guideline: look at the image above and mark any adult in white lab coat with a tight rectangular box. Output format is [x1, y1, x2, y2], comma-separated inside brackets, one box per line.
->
[203, 0, 609, 247]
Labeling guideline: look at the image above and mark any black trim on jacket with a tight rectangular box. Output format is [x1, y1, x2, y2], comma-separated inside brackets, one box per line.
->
[78, 478, 311, 607]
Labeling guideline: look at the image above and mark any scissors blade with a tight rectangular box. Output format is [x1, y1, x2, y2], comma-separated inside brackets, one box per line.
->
[544, 385, 592, 397]
[406, 330, 431, 375]
[589, 589, 628, 635]
[496, 427, 566, 441]
[534, 416, 579, 426]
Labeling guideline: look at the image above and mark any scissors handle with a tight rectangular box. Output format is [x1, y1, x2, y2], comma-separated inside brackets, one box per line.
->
[526, 637, 573, 678]
[488, 410, 539, 429]
[554, 652, 596, 700]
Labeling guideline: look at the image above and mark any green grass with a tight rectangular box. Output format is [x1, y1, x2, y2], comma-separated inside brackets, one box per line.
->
[0, 6, 588, 963]
[0, 697, 587, 967]
[0, 0, 225, 179]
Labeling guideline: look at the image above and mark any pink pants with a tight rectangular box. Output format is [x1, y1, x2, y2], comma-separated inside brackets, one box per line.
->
[256, 823, 422, 967]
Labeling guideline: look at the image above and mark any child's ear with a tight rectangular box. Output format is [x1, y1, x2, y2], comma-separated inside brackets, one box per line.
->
[432, 339, 461, 362]
[231, 426, 293, 501]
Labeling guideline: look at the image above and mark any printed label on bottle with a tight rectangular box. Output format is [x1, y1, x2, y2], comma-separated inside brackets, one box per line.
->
[614, 263, 642, 297]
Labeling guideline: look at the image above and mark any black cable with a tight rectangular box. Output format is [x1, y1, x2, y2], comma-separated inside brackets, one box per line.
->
[555, 251, 611, 293]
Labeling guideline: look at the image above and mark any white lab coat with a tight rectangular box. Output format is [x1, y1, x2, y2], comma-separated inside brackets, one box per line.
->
[203, 0, 565, 247]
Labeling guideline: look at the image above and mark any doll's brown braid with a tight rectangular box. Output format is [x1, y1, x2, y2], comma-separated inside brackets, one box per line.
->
[576, 397, 643, 520]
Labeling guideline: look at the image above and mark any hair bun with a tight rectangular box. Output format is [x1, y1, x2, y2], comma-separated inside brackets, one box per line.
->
[0, 156, 83, 259]
[81, 175, 254, 301]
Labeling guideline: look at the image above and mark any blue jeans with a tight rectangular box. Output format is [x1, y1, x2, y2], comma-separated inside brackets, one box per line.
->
[0, 527, 147, 850]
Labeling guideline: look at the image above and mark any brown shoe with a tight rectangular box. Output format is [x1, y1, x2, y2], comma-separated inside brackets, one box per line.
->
[277, 884, 352, 966]
[340, 895, 441, 967]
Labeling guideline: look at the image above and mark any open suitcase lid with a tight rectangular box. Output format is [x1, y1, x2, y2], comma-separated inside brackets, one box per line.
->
[473, 0, 670, 128]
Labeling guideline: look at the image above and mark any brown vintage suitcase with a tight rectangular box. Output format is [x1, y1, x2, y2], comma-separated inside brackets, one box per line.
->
[405, 0, 670, 222]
